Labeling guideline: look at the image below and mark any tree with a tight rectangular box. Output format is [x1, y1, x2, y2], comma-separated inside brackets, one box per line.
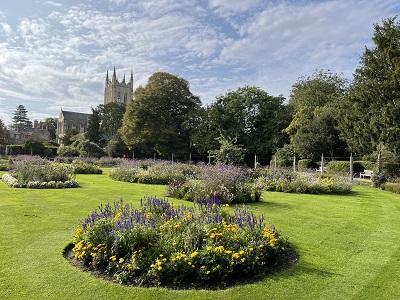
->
[22, 138, 45, 155]
[214, 135, 245, 165]
[44, 118, 57, 141]
[12, 105, 32, 129]
[62, 128, 78, 146]
[120, 72, 201, 158]
[206, 86, 290, 165]
[100, 102, 126, 141]
[284, 70, 348, 160]
[0, 118, 6, 145]
[85, 107, 102, 145]
[338, 17, 400, 156]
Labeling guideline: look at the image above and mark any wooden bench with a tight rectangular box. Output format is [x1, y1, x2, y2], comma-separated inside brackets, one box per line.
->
[360, 170, 373, 179]
[316, 166, 327, 173]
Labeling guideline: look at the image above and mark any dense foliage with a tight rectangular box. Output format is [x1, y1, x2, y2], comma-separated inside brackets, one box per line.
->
[72, 197, 289, 288]
[338, 17, 400, 156]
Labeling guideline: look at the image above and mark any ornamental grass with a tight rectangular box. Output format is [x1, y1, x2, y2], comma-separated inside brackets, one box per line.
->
[71, 196, 289, 288]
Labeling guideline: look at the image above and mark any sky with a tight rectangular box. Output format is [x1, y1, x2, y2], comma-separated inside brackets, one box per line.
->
[0, 0, 399, 126]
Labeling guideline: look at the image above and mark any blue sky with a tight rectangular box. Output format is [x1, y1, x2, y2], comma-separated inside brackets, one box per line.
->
[0, 0, 399, 125]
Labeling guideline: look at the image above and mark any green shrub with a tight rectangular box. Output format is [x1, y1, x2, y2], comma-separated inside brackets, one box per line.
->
[0, 163, 7, 171]
[57, 145, 79, 157]
[297, 159, 317, 169]
[72, 160, 102, 174]
[71, 197, 290, 288]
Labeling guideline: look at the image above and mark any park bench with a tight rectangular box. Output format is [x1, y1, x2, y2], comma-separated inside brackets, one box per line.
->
[316, 166, 327, 173]
[360, 170, 373, 179]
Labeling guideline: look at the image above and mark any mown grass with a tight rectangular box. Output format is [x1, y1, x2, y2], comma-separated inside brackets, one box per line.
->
[1, 170, 400, 299]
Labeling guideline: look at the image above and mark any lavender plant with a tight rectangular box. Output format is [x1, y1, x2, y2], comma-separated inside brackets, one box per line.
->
[71, 196, 289, 288]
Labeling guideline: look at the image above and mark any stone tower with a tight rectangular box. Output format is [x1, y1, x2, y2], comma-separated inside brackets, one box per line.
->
[104, 67, 134, 105]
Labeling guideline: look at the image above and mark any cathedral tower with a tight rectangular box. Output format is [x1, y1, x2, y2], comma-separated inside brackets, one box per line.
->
[104, 67, 134, 105]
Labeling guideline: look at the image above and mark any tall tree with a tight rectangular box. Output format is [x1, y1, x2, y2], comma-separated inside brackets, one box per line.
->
[44, 117, 57, 141]
[100, 102, 126, 141]
[338, 17, 400, 155]
[206, 86, 290, 164]
[284, 70, 348, 160]
[85, 107, 102, 145]
[120, 72, 201, 158]
[0, 118, 6, 145]
[12, 105, 32, 129]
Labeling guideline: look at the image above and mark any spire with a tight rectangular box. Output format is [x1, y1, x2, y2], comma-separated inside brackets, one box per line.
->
[105, 70, 109, 84]
[130, 71, 133, 83]
[112, 66, 116, 83]
[122, 74, 126, 83]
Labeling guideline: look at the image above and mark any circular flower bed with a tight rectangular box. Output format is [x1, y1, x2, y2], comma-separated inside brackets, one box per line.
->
[69, 197, 294, 288]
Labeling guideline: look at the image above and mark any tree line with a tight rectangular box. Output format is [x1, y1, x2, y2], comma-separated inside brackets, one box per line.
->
[2, 17, 400, 170]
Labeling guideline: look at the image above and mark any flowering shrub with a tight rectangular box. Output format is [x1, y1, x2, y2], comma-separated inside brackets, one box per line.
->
[256, 170, 352, 194]
[71, 197, 290, 288]
[167, 163, 261, 204]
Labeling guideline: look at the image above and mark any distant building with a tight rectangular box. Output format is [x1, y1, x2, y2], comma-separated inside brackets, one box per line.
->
[56, 110, 91, 144]
[104, 67, 134, 105]
[7, 120, 50, 144]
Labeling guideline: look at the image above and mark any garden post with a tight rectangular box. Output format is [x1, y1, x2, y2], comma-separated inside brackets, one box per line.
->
[293, 155, 296, 172]
[274, 155, 277, 171]
[321, 154, 324, 174]
[254, 153, 257, 169]
[350, 153, 353, 181]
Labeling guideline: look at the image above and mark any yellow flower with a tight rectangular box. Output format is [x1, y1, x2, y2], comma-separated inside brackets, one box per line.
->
[200, 266, 206, 269]
[206, 270, 210, 274]
[241, 258, 246, 262]
[119, 258, 124, 264]
[158, 266, 162, 271]
[190, 251, 199, 258]
[109, 255, 116, 262]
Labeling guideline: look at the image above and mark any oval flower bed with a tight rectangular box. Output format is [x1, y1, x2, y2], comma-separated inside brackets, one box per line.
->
[2, 155, 78, 189]
[69, 197, 293, 288]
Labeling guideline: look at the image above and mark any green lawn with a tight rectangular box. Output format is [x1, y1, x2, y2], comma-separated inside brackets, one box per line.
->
[1, 170, 400, 300]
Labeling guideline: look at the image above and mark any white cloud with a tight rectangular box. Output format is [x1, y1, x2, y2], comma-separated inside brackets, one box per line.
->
[2, 22, 12, 34]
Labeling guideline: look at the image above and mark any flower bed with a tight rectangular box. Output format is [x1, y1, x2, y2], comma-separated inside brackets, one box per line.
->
[167, 164, 261, 204]
[256, 170, 352, 194]
[109, 159, 196, 185]
[2, 173, 78, 188]
[3, 155, 78, 188]
[70, 197, 290, 288]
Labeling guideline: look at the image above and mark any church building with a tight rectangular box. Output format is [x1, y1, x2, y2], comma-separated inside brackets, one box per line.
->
[104, 67, 134, 105]
[56, 68, 132, 144]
